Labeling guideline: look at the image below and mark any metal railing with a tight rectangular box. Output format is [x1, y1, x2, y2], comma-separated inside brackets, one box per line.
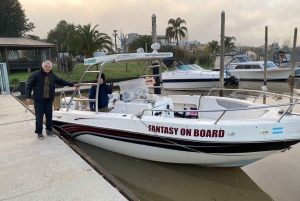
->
[136, 88, 300, 124]
[138, 101, 300, 124]
[60, 86, 82, 109]
[0, 63, 10, 94]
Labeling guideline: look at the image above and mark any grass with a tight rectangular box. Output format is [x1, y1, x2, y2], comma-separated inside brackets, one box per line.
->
[8, 62, 214, 86]
[8, 62, 149, 86]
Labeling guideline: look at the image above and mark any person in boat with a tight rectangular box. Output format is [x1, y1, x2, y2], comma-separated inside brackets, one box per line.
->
[89, 73, 113, 112]
[25, 60, 79, 140]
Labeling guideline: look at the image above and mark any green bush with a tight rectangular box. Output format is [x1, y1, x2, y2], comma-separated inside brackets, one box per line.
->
[10, 78, 19, 86]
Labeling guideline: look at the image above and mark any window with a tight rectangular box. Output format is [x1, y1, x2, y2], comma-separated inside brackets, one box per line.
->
[237, 57, 247, 62]
[244, 65, 251, 69]
[177, 65, 192, 71]
[243, 56, 252, 62]
[252, 65, 261, 69]
[235, 65, 244, 69]
[267, 62, 277, 68]
[186, 64, 204, 70]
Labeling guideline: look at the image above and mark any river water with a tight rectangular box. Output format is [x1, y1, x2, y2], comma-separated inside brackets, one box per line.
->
[19, 78, 300, 201]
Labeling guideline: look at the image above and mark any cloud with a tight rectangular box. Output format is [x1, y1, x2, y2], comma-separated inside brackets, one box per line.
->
[20, 0, 300, 47]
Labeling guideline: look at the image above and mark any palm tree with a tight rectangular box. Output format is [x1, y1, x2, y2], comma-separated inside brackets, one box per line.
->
[224, 36, 236, 53]
[165, 17, 188, 46]
[206, 40, 220, 55]
[67, 24, 114, 58]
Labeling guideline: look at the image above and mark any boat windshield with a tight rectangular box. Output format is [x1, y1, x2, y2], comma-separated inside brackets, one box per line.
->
[186, 64, 204, 70]
[168, 64, 204, 71]
[243, 56, 252, 62]
[267, 62, 277, 68]
[231, 55, 253, 63]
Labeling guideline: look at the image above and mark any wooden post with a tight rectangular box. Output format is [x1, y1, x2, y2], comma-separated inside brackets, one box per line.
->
[219, 11, 225, 97]
[4, 47, 10, 74]
[264, 26, 268, 86]
[290, 27, 298, 87]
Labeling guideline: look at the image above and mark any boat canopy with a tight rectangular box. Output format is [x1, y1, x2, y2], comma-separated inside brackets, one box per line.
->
[83, 52, 173, 66]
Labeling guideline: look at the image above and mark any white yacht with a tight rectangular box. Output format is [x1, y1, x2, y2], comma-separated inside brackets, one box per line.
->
[215, 54, 292, 80]
[161, 59, 228, 90]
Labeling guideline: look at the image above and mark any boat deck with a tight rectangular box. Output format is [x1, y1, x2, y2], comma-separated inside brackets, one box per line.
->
[0, 94, 130, 201]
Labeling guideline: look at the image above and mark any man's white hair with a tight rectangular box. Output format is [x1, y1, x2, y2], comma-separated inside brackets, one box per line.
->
[42, 60, 52, 68]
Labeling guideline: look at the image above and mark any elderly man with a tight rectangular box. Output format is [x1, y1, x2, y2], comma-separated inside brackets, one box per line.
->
[26, 60, 79, 140]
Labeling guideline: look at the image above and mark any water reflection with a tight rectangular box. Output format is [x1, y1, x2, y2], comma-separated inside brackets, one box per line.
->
[74, 140, 272, 201]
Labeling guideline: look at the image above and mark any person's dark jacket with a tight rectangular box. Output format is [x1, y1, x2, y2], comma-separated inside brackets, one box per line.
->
[89, 83, 112, 109]
[25, 69, 74, 102]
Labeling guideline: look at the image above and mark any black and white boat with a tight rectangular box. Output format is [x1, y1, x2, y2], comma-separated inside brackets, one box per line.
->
[52, 44, 300, 167]
[215, 54, 292, 80]
[161, 58, 229, 90]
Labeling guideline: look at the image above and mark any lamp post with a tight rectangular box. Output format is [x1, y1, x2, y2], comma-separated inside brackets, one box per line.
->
[112, 30, 118, 53]
[54, 40, 60, 71]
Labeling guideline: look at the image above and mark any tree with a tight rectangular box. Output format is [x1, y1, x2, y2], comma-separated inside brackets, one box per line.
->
[47, 20, 76, 53]
[224, 36, 236, 53]
[128, 35, 152, 53]
[281, 38, 291, 52]
[206, 40, 220, 55]
[165, 17, 188, 46]
[0, 0, 35, 37]
[66, 24, 114, 58]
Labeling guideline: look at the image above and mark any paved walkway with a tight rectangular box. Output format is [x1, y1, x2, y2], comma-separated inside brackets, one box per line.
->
[0, 94, 128, 201]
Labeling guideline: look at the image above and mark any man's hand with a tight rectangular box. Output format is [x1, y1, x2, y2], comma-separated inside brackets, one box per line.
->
[74, 84, 80, 88]
[26, 99, 31, 104]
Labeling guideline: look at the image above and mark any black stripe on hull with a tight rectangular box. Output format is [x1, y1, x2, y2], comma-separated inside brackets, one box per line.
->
[53, 121, 300, 154]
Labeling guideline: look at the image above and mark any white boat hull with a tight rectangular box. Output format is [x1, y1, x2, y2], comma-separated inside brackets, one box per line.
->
[76, 134, 277, 167]
[228, 67, 292, 80]
[162, 79, 221, 90]
[162, 70, 228, 90]
[53, 94, 300, 167]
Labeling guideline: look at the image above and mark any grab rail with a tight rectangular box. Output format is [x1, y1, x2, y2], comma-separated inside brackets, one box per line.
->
[60, 86, 82, 108]
[138, 101, 300, 124]
[207, 88, 297, 102]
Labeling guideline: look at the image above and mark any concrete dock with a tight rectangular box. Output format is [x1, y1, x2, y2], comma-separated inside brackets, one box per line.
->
[0, 94, 132, 201]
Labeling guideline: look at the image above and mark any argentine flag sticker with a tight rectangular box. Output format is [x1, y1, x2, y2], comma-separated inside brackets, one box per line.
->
[272, 127, 283, 134]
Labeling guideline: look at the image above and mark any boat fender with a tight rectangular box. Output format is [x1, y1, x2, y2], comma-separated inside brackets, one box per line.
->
[188, 107, 198, 119]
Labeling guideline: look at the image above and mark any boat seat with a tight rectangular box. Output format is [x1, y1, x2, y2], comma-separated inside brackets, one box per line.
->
[216, 98, 249, 109]
[74, 96, 90, 111]
[201, 97, 267, 120]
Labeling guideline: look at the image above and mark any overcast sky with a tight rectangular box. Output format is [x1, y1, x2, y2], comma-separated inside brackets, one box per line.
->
[19, 0, 299, 47]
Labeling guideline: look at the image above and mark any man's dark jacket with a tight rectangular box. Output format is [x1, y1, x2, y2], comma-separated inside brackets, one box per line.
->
[25, 69, 74, 102]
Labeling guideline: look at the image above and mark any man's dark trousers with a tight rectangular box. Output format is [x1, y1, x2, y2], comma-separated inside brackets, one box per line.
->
[34, 99, 52, 135]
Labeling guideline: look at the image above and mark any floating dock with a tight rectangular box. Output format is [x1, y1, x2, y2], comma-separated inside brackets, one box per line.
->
[0, 94, 137, 201]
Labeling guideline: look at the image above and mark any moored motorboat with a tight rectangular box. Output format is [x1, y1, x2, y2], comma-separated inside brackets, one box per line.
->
[161, 58, 229, 90]
[215, 54, 292, 80]
[52, 44, 300, 167]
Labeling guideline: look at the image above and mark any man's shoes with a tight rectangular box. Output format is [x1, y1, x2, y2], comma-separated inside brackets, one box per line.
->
[46, 130, 56, 137]
[37, 134, 44, 140]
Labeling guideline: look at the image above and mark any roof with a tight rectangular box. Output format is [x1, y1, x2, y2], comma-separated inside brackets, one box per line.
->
[84, 52, 173, 66]
[0, 37, 56, 50]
